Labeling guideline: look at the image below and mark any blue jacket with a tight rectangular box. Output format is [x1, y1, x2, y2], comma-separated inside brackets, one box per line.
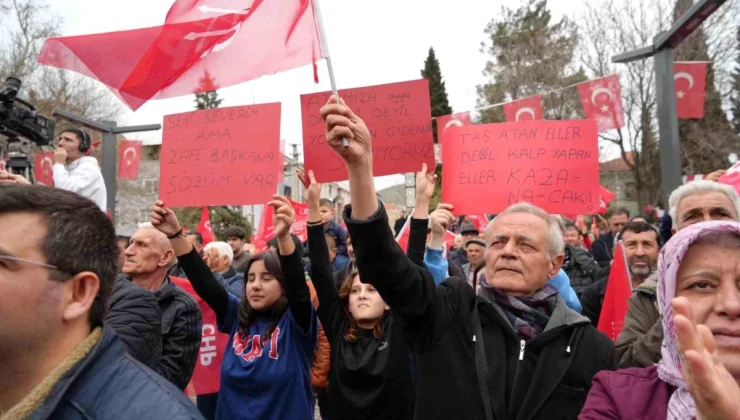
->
[216, 267, 245, 298]
[29, 326, 204, 420]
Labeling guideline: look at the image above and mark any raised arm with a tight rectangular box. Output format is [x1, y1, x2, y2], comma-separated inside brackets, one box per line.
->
[298, 170, 341, 335]
[267, 195, 313, 334]
[406, 163, 437, 266]
[151, 201, 229, 321]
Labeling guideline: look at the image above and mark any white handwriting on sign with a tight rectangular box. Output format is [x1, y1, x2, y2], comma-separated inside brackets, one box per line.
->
[199, 324, 218, 366]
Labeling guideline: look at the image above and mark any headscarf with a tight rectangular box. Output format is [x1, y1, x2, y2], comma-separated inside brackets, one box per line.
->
[656, 221, 740, 420]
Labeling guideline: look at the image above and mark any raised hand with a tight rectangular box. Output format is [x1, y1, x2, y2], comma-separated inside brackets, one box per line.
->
[430, 203, 455, 237]
[705, 169, 727, 183]
[0, 170, 30, 185]
[416, 163, 438, 203]
[267, 195, 296, 239]
[673, 297, 740, 420]
[53, 147, 67, 165]
[297, 169, 321, 207]
[151, 200, 182, 237]
[320, 96, 373, 169]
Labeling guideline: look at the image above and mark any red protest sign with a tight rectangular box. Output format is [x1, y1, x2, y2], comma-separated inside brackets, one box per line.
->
[441, 120, 599, 215]
[159, 103, 282, 207]
[301, 79, 436, 182]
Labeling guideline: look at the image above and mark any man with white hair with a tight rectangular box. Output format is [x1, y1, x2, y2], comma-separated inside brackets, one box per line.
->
[615, 180, 740, 368]
[121, 222, 202, 389]
[203, 241, 245, 298]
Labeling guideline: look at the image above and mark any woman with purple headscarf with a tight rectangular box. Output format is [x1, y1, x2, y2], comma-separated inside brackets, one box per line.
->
[580, 220, 740, 419]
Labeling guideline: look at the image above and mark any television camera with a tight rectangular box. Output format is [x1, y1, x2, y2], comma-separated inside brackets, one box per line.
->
[0, 77, 56, 181]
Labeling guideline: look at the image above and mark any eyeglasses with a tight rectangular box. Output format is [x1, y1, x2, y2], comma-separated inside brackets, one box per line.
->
[0, 254, 61, 270]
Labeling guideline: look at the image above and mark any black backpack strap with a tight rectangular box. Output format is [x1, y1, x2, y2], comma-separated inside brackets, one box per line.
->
[472, 303, 495, 420]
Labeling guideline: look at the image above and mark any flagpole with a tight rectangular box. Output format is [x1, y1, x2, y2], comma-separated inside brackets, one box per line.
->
[312, 0, 348, 148]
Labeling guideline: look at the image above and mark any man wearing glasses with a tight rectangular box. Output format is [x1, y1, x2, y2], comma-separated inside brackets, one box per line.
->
[0, 184, 203, 419]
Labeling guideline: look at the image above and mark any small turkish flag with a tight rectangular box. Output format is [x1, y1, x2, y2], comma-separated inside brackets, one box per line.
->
[197, 206, 214, 246]
[597, 241, 632, 341]
[38, 0, 323, 111]
[117, 140, 143, 180]
[674, 62, 708, 119]
[599, 185, 616, 215]
[577, 75, 625, 133]
[395, 216, 412, 252]
[33, 151, 55, 186]
[503, 95, 543, 123]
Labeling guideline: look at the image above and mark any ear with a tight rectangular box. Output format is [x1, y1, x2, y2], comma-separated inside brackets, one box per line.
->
[548, 254, 565, 279]
[159, 248, 175, 267]
[62, 272, 100, 323]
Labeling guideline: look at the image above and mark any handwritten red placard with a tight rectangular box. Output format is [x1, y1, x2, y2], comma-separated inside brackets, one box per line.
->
[301, 79, 436, 182]
[159, 103, 282, 207]
[441, 120, 599, 215]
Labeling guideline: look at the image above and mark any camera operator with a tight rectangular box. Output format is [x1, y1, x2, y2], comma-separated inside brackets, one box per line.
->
[52, 128, 107, 212]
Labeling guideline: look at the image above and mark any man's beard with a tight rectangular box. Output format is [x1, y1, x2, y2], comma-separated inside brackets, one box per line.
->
[629, 257, 655, 281]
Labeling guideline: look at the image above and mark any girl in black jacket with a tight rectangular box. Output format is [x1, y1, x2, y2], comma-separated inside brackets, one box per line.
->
[298, 170, 415, 420]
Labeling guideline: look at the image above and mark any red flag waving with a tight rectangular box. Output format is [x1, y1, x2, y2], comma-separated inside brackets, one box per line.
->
[38, 0, 323, 111]
[674, 62, 708, 119]
[197, 207, 214, 246]
[33, 151, 54, 186]
[117, 140, 143, 180]
[436, 112, 472, 136]
[597, 241, 632, 341]
[599, 185, 617, 215]
[395, 216, 412, 252]
[577, 75, 625, 133]
[251, 199, 308, 251]
[503, 96, 543, 123]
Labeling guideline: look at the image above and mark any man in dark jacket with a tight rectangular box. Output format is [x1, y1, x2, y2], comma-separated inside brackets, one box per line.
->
[203, 241, 245, 298]
[449, 222, 479, 266]
[0, 185, 203, 419]
[105, 276, 163, 370]
[122, 223, 202, 390]
[590, 208, 629, 267]
[319, 99, 615, 420]
[562, 244, 604, 298]
[394, 210, 407, 236]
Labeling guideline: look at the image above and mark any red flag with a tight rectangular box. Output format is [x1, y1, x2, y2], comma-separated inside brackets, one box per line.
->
[197, 207, 214, 245]
[251, 199, 309, 251]
[577, 75, 625, 132]
[172, 276, 229, 396]
[674, 62, 708, 119]
[599, 185, 617, 215]
[597, 241, 632, 341]
[38, 0, 323, 111]
[436, 112, 472, 136]
[117, 140, 143, 180]
[395, 216, 412, 252]
[466, 214, 489, 232]
[33, 152, 54, 186]
[503, 96, 543, 123]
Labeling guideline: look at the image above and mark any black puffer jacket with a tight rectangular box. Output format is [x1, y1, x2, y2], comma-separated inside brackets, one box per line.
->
[105, 276, 163, 370]
[562, 245, 605, 298]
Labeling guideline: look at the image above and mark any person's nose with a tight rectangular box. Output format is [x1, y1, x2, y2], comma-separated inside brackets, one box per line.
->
[124, 244, 135, 256]
[716, 283, 740, 319]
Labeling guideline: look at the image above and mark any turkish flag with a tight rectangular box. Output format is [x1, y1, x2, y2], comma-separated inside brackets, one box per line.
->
[172, 276, 229, 396]
[599, 185, 616, 215]
[33, 152, 54, 186]
[577, 75, 625, 133]
[674, 62, 708, 119]
[466, 214, 489, 231]
[251, 199, 308, 251]
[117, 140, 143, 180]
[597, 241, 632, 341]
[395, 216, 412, 252]
[197, 206, 214, 246]
[503, 96, 543, 123]
[38, 0, 323, 111]
[436, 112, 472, 137]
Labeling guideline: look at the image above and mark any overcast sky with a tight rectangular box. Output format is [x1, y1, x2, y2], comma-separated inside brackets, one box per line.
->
[46, 0, 572, 189]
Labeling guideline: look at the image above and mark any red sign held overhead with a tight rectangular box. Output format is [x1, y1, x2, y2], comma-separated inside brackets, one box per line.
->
[441, 120, 599, 215]
[118, 140, 143, 180]
[301, 79, 436, 182]
[159, 103, 282, 208]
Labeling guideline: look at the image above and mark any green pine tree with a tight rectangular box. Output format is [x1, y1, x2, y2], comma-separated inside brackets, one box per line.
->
[477, 0, 586, 124]
[421, 47, 453, 209]
[174, 72, 252, 240]
[673, 0, 738, 173]
[732, 26, 740, 136]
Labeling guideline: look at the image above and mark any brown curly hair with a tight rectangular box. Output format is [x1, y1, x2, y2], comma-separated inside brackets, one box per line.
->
[338, 270, 388, 342]
[237, 252, 288, 343]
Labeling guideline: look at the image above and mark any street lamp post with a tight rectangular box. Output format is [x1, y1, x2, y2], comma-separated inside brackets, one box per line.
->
[611, 0, 726, 201]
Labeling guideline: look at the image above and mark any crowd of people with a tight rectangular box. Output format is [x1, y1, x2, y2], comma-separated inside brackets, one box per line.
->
[1, 97, 740, 420]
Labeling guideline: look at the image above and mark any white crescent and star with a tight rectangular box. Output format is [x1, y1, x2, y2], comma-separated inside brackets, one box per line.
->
[444, 118, 463, 130]
[123, 146, 137, 166]
[204, 221, 212, 232]
[515, 107, 536, 121]
[674, 72, 695, 89]
[590, 87, 615, 106]
[42, 157, 53, 175]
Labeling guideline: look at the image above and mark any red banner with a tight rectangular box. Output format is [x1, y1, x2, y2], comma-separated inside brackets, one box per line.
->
[38, 0, 322, 111]
[674, 62, 708, 119]
[597, 241, 631, 341]
[251, 199, 308, 251]
[159, 103, 282, 207]
[118, 140, 143, 180]
[441, 120, 599, 215]
[33, 152, 54, 186]
[577, 75, 625, 133]
[172, 276, 229, 396]
[301, 79, 436, 182]
[197, 206, 214, 246]
[503, 96, 543, 123]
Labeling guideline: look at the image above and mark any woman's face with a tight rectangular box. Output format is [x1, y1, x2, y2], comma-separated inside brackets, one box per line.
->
[246, 260, 283, 311]
[348, 275, 389, 326]
[676, 242, 740, 377]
